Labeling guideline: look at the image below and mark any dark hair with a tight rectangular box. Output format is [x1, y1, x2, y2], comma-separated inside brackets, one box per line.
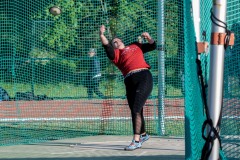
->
[110, 36, 122, 47]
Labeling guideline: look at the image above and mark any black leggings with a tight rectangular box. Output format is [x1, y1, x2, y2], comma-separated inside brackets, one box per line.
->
[124, 70, 153, 135]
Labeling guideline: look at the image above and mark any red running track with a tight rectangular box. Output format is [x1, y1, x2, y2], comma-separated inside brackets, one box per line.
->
[0, 99, 185, 119]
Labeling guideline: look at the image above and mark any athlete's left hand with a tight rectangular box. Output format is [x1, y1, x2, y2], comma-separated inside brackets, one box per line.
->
[141, 32, 151, 40]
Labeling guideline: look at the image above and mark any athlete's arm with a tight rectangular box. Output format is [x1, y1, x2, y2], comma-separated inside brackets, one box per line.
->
[141, 32, 156, 53]
[99, 25, 115, 60]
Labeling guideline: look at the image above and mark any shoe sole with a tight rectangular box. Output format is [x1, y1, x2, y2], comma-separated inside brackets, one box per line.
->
[124, 146, 141, 151]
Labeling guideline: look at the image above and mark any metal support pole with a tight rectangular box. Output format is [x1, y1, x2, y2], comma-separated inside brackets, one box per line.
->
[192, 0, 203, 60]
[192, 0, 201, 42]
[157, 0, 165, 135]
[208, 1, 227, 159]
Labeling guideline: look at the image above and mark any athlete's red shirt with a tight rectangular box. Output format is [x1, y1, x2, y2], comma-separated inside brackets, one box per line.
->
[112, 43, 150, 76]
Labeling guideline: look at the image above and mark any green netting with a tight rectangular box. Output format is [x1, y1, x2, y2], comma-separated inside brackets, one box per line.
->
[0, 0, 239, 159]
[184, 1, 205, 159]
[222, 1, 240, 159]
[0, 0, 183, 143]
[184, 0, 240, 159]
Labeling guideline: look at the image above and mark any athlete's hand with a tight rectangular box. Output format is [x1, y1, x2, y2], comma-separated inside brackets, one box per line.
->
[141, 32, 154, 44]
[141, 32, 151, 40]
[99, 25, 106, 35]
[99, 25, 109, 45]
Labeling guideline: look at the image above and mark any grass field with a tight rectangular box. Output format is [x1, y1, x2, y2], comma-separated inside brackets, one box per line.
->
[1, 117, 238, 146]
[0, 120, 185, 146]
[0, 82, 184, 99]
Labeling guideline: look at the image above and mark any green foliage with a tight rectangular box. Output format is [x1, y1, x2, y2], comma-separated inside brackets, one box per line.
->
[1, 0, 182, 96]
[108, 0, 157, 43]
[29, 48, 57, 65]
[165, 0, 181, 58]
[31, 0, 80, 52]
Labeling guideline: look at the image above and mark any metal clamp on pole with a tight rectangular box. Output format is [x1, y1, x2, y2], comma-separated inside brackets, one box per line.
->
[197, 42, 209, 53]
[211, 32, 235, 46]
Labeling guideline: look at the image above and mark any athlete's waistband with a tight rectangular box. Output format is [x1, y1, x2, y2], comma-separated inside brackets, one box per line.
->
[124, 68, 149, 79]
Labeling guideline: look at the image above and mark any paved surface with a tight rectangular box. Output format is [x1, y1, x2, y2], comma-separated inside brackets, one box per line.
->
[0, 136, 185, 160]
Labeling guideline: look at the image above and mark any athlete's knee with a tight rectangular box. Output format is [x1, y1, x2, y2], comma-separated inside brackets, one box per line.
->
[132, 107, 142, 115]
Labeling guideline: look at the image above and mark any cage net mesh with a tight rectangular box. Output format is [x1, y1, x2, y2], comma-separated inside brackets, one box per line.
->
[0, 0, 239, 159]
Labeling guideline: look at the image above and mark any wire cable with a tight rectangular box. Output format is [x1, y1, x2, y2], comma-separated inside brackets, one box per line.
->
[210, 8, 233, 49]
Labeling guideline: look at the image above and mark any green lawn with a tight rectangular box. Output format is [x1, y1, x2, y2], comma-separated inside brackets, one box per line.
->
[0, 82, 184, 99]
[0, 119, 185, 146]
